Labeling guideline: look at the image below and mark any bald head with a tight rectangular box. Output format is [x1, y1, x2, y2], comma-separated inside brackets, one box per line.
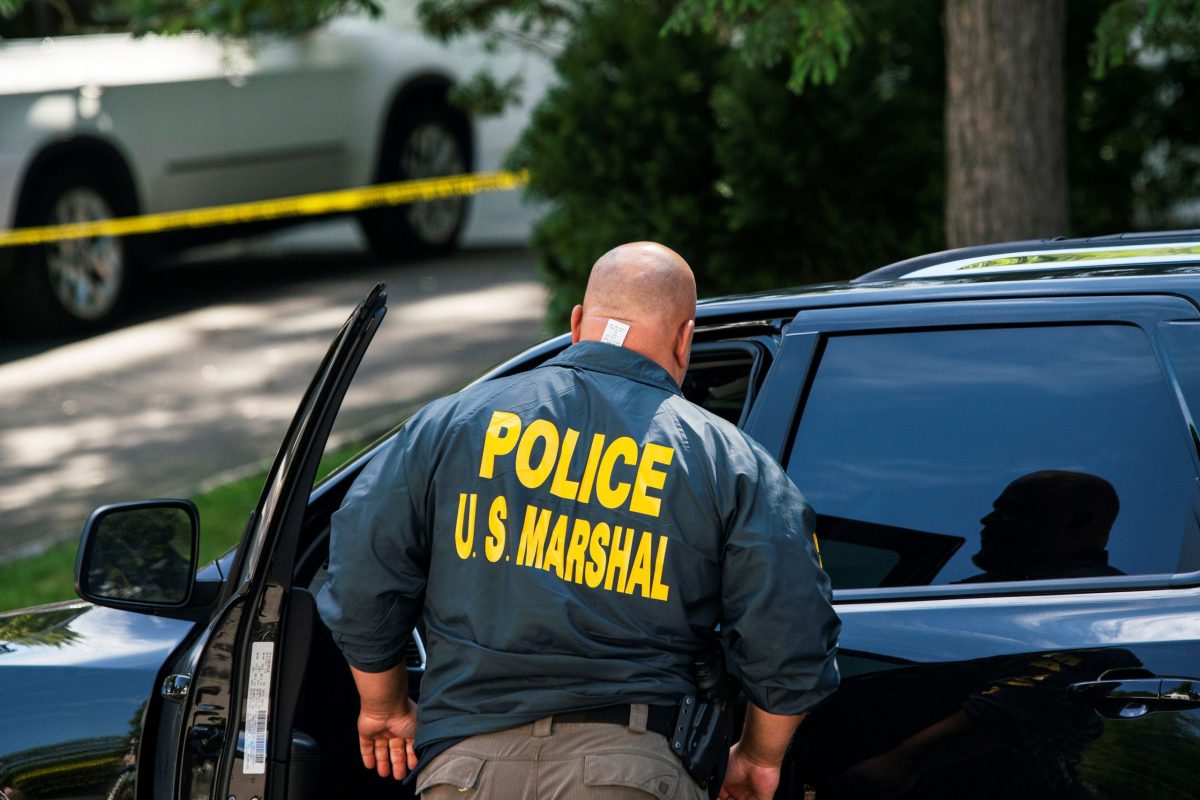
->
[584, 242, 697, 325]
[571, 242, 697, 385]
[975, 470, 1121, 575]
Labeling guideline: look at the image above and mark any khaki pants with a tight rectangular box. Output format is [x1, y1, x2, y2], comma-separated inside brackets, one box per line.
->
[416, 705, 708, 800]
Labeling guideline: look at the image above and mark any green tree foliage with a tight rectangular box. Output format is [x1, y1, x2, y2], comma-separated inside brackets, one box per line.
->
[432, 0, 1200, 320]
[667, 1, 1200, 117]
[8, 0, 1200, 312]
[509, 0, 942, 324]
[418, 0, 581, 112]
[0, 0, 380, 37]
[418, 0, 574, 46]
[509, 0, 728, 324]
[1068, 0, 1200, 233]
[705, 0, 943, 287]
[684, 0, 1200, 246]
[121, 0, 379, 37]
[0, 606, 83, 648]
[664, 0, 859, 91]
[1078, 708, 1200, 797]
[1091, 0, 1200, 76]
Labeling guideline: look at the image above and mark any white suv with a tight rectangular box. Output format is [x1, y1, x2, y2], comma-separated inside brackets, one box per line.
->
[0, 0, 549, 333]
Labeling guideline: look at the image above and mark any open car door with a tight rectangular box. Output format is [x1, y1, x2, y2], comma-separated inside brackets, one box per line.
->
[162, 284, 387, 800]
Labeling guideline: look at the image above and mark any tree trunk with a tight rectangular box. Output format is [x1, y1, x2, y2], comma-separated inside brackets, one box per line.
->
[944, 0, 1067, 248]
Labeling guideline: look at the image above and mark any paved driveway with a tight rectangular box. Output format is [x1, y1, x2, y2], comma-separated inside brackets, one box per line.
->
[0, 245, 549, 559]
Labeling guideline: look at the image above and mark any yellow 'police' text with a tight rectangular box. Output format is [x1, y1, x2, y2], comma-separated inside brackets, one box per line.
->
[478, 410, 674, 518]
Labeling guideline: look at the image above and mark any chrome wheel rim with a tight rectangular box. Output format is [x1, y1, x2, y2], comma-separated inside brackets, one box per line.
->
[46, 187, 124, 321]
[400, 122, 467, 245]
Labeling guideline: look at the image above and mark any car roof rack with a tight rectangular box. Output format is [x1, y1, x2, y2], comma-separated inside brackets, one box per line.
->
[856, 229, 1200, 282]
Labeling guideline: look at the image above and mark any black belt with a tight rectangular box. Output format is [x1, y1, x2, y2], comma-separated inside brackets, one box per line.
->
[553, 704, 677, 741]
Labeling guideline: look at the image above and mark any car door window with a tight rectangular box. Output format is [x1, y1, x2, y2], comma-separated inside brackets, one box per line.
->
[786, 323, 1200, 589]
[682, 341, 770, 426]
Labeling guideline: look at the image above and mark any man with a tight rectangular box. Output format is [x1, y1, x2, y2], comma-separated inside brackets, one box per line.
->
[961, 470, 1123, 583]
[317, 242, 840, 800]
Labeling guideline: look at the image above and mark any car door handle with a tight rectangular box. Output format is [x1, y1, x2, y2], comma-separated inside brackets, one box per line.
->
[1068, 677, 1200, 718]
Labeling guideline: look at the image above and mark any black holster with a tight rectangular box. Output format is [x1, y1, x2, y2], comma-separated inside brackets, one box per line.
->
[671, 650, 733, 799]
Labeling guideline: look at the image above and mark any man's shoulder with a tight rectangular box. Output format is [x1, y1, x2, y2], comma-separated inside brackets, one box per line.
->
[663, 394, 753, 448]
[663, 396, 790, 483]
[415, 365, 566, 428]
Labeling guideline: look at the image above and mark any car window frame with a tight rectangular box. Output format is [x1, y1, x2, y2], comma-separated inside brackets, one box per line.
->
[684, 339, 773, 428]
[763, 293, 1200, 603]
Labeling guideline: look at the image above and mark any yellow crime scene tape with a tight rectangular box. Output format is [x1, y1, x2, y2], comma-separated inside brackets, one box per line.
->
[0, 169, 529, 248]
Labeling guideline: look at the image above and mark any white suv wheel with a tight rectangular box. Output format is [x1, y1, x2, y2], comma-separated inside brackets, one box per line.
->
[399, 121, 468, 247]
[45, 187, 125, 321]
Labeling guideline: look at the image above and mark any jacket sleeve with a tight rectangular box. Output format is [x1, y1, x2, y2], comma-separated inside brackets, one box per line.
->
[316, 423, 430, 673]
[720, 435, 841, 715]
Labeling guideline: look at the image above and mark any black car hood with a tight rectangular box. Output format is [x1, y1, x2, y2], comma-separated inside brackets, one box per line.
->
[0, 601, 193, 796]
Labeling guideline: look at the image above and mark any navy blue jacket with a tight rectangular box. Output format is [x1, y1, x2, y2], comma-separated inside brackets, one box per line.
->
[317, 341, 840, 748]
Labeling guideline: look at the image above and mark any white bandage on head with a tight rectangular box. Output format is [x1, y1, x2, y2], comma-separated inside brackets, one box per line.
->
[600, 318, 630, 347]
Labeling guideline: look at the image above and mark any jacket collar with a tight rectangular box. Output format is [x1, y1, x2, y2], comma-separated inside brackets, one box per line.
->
[546, 341, 683, 397]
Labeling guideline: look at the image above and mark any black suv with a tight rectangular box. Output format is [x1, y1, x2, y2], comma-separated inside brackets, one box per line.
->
[4, 232, 1200, 800]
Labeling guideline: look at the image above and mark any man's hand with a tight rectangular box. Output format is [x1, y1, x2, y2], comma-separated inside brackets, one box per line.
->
[358, 697, 420, 779]
[716, 703, 804, 800]
[349, 663, 419, 780]
[719, 742, 782, 800]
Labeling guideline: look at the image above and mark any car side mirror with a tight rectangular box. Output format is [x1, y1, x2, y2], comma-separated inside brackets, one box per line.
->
[75, 500, 199, 611]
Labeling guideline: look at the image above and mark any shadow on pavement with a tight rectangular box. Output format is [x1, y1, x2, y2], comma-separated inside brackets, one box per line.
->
[0, 244, 532, 365]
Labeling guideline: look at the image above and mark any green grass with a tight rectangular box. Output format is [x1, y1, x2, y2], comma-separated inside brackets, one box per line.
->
[0, 438, 376, 614]
[0, 538, 83, 613]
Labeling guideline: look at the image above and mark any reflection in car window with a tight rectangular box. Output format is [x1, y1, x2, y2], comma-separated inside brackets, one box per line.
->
[86, 506, 193, 603]
[787, 324, 1199, 589]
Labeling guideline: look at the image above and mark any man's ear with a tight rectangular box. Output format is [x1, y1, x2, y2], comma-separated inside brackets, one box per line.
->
[570, 305, 584, 343]
[675, 319, 695, 372]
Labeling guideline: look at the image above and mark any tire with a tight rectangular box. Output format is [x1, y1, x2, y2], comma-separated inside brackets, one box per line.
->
[359, 103, 472, 257]
[4, 168, 134, 336]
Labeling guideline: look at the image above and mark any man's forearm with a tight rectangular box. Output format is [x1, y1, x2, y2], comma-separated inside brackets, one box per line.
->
[350, 663, 410, 713]
[348, 662, 419, 779]
[736, 703, 805, 766]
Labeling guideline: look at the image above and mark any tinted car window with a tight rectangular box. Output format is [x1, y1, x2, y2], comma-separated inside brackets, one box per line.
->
[787, 324, 1199, 589]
